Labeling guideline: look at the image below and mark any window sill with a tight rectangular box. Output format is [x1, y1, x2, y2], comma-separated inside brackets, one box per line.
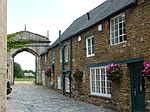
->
[89, 94, 111, 99]
[87, 54, 95, 58]
[110, 41, 127, 46]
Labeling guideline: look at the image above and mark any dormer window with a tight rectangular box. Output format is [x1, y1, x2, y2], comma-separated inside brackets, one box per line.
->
[87, 12, 90, 21]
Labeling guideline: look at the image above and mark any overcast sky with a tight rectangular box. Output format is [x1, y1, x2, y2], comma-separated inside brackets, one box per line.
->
[8, 0, 106, 71]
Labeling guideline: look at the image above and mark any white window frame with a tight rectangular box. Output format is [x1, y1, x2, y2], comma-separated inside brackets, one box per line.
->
[64, 45, 68, 62]
[86, 35, 95, 57]
[110, 13, 126, 45]
[90, 66, 111, 98]
[65, 78, 70, 93]
[52, 50, 55, 63]
[60, 49, 62, 62]
[45, 53, 47, 62]
[57, 76, 61, 90]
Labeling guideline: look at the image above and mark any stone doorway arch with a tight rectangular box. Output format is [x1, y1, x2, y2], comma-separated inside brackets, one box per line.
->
[7, 30, 50, 85]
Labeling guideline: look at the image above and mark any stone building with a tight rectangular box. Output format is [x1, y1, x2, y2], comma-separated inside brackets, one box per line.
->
[0, 0, 7, 111]
[40, 0, 150, 111]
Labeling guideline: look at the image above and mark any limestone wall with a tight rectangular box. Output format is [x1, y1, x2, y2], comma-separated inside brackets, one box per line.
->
[0, 0, 7, 111]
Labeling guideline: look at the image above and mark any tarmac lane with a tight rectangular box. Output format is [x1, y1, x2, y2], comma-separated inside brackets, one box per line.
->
[6, 81, 116, 112]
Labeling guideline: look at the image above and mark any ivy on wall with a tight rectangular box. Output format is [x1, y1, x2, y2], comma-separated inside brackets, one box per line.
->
[7, 32, 33, 51]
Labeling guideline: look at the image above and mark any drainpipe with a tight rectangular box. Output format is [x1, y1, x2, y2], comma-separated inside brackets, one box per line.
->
[59, 30, 65, 95]
[69, 38, 72, 98]
[62, 48, 65, 95]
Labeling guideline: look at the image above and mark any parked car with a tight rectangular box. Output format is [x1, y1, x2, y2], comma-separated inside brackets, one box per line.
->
[6, 79, 12, 95]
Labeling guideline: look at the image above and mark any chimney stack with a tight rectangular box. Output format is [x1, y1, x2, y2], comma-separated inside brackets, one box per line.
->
[24, 24, 26, 31]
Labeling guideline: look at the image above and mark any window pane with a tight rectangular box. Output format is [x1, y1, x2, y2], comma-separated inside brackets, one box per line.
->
[111, 26, 114, 31]
[111, 20, 114, 26]
[115, 31, 118, 37]
[92, 46, 94, 54]
[92, 38, 94, 45]
[115, 24, 118, 30]
[115, 18, 118, 24]
[88, 46, 91, 55]
[119, 29, 122, 35]
[115, 38, 118, 43]
[111, 39, 114, 45]
[88, 39, 91, 47]
[119, 36, 123, 42]
[119, 16, 122, 22]
[91, 69, 95, 75]
[119, 23, 122, 29]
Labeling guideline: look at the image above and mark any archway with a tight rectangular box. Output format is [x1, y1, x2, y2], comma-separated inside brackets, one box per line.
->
[7, 30, 50, 85]
[13, 48, 38, 84]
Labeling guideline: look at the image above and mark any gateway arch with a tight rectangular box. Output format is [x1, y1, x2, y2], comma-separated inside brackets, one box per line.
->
[7, 30, 50, 84]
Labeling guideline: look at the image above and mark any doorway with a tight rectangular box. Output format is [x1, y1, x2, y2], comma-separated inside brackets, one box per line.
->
[129, 61, 145, 112]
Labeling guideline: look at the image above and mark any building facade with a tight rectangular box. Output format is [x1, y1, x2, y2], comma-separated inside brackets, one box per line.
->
[0, 0, 7, 111]
[40, 0, 150, 111]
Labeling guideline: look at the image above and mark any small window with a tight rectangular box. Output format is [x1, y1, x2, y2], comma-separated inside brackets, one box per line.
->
[65, 78, 70, 93]
[60, 49, 62, 62]
[64, 45, 68, 62]
[57, 76, 61, 90]
[110, 14, 126, 45]
[51, 50, 55, 63]
[86, 36, 95, 57]
[90, 66, 111, 98]
[45, 53, 48, 62]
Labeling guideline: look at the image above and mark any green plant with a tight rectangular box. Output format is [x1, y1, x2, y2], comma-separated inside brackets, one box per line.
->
[73, 68, 83, 81]
[7, 32, 33, 51]
[106, 63, 123, 82]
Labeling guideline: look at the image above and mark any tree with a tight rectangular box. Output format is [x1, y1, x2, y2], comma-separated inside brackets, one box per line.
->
[14, 62, 24, 78]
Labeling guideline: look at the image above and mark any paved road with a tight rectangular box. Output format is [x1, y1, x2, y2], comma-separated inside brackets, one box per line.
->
[7, 81, 115, 112]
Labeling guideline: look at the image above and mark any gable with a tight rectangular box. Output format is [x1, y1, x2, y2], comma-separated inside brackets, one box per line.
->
[12, 31, 49, 41]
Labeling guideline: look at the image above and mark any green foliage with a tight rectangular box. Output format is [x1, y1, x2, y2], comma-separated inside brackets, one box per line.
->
[14, 62, 24, 78]
[7, 32, 33, 51]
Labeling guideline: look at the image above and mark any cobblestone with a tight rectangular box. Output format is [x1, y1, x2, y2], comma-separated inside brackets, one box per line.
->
[7, 81, 116, 112]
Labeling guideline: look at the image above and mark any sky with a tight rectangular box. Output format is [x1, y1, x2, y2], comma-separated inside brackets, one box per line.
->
[8, 0, 106, 71]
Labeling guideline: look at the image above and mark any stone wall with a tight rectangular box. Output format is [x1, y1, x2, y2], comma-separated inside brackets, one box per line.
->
[0, 0, 7, 111]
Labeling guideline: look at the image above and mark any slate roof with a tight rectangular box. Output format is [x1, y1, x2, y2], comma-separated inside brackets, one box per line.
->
[50, 0, 136, 48]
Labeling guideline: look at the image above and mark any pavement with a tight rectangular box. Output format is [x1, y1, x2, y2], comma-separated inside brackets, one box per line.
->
[6, 81, 116, 112]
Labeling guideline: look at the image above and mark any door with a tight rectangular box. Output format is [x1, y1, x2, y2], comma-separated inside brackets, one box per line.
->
[130, 61, 145, 112]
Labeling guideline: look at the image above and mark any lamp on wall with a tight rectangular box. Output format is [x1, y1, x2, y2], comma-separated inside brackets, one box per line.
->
[98, 24, 102, 31]
[78, 36, 82, 42]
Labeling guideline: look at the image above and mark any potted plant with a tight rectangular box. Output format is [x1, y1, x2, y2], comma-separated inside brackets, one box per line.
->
[106, 63, 123, 82]
[141, 61, 150, 81]
[45, 68, 51, 77]
[73, 68, 83, 81]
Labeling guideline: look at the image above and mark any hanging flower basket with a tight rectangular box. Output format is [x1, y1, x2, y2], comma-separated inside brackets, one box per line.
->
[73, 68, 83, 81]
[106, 63, 123, 82]
[45, 68, 51, 77]
[141, 61, 150, 81]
